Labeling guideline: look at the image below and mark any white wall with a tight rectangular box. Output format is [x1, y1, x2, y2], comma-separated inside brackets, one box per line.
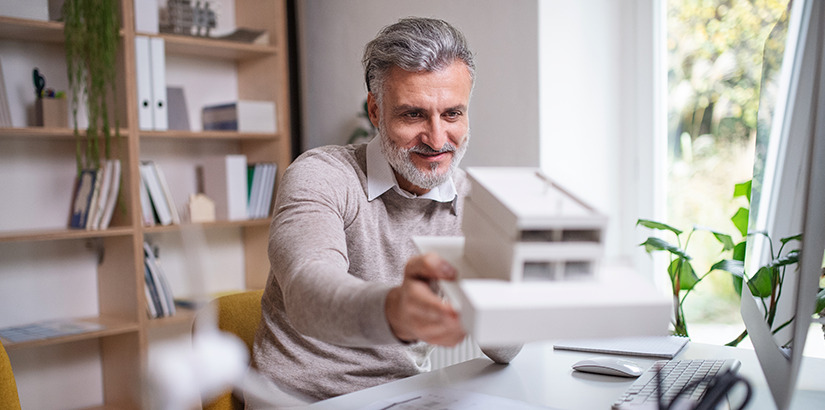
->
[539, 0, 662, 270]
[297, 0, 540, 167]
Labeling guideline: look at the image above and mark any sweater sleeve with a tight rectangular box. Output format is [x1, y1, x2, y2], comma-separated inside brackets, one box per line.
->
[267, 152, 401, 346]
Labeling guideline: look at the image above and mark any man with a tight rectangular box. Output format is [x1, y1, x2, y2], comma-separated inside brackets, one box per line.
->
[250, 17, 521, 406]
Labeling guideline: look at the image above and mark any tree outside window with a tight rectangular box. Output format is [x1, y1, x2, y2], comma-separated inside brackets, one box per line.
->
[665, 0, 789, 340]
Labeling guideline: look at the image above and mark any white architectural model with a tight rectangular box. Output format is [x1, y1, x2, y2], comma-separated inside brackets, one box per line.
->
[463, 167, 607, 282]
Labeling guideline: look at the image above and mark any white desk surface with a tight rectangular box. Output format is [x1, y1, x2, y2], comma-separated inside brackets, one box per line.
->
[308, 341, 825, 409]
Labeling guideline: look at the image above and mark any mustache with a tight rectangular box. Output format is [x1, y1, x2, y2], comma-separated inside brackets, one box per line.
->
[408, 143, 456, 154]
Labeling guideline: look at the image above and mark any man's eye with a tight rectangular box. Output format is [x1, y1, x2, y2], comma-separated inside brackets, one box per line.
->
[404, 112, 422, 118]
[444, 111, 462, 119]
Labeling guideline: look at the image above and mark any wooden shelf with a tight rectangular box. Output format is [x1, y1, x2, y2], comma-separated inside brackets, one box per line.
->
[0, 127, 130, 140]
[144, 32, 278, 60]
[0, 226, 134, 243]
[0, 16, 64, 43]
[2, 316, 141, 351]
[1, 0, 291, 407]
[147, 307, 197, 328]
[139, 129, 281, 141]
[142, 219, 271, 234]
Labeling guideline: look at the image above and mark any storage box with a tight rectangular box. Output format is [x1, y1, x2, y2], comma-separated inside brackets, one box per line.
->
[463, 167, 607, 282]
[202, 100, 277, 133]
[414, 236, 671, 345]
[35, 97, 68, 128]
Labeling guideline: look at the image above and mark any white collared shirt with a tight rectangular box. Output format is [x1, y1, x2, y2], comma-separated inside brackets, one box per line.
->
[365, 136, 457, 203]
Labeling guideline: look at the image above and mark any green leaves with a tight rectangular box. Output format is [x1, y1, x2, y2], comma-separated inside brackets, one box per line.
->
[731, 207, 750, 237]
[639, 237, 691, 259]
[637, 219, 683, 236]
[669, 259, 700, 291]
[816, 288, 825, 316]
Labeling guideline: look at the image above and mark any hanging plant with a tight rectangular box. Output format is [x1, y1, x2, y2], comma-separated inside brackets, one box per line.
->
[63, 0, 121, 173]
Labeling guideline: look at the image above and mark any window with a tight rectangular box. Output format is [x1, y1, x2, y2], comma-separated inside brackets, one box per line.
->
[665, 0, 789, 342]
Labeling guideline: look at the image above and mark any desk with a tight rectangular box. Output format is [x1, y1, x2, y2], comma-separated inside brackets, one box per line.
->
[308, 341, 825, 409]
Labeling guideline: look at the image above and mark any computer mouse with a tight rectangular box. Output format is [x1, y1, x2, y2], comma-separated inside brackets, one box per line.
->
[572, 356, 643, 378]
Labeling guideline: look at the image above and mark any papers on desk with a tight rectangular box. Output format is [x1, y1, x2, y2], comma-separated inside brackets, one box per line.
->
[362, 388, 553, 410]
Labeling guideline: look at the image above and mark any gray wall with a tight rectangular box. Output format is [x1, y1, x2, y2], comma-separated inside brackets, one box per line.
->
[297, 0, 540, 168]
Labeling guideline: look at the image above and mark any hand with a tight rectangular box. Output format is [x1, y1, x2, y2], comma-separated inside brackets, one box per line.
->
[385, 252, 466, 346]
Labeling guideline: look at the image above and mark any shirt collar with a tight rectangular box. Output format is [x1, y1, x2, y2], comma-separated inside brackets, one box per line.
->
[366, 136, 457, 203]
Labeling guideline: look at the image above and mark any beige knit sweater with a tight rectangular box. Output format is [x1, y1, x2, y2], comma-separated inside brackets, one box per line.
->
[251, 143, 520, 403]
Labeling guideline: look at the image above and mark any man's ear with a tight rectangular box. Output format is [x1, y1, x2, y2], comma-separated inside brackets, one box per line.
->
[367, 92, 380, 129]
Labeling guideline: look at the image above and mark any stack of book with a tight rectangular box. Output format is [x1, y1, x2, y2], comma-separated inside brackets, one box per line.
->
[247, 162, 277, 219]
[139, 160, 180, 226]
[143, 242, 176, 319]
[68, 159, 122, 230]
[202, 100, 277, 133]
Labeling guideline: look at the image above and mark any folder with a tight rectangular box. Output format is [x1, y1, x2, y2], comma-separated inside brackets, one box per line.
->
[135, 36, 167, 130]
[135, 36, 154, 130]
[150, 37, 168, 130]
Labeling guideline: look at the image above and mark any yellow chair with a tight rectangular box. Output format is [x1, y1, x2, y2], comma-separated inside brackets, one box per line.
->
[201, 289, 264, 410]
[1, 340, 21, 410]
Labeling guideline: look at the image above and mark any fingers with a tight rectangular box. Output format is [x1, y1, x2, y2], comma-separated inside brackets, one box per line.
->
[384, 253, 466, 346]
[404, 252, 457, 282]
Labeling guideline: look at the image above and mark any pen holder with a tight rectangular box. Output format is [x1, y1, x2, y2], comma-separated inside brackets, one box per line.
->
[35, 97, 68, 128]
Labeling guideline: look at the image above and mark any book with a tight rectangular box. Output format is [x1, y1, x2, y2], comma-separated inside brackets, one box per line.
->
[140, 161, 173, 226]
[202, 100, 277, 133]
[260, 163, 277, 217]
[247, 163, 263, 218]
[212, 28, 269, 45]
[0, 319, 104, 344]
[138, 172, 156, 226]
[68, 169, 98, 229]
[0, 58, 11, 127]
[553, 336, 690, 359]
[98, 159, 122, 229]
[166, 86, 190, 131]
[143, 242, 176, 317]
[203, 154, 249, 221]
[88, 160, 114, 230]
[152, 162, 181, 224]
[144, 263, 161, 319]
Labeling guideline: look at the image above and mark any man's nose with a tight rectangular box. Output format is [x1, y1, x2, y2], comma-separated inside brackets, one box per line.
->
[422, 117, 448, 151]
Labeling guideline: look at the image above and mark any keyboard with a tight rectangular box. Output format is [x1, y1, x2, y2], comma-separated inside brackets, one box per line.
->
[612, 359, 742, 409]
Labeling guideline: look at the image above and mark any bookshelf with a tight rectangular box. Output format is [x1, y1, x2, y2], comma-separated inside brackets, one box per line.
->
[0, 0, 291, 408]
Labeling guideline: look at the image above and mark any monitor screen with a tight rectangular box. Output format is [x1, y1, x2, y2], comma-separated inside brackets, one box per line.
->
[742, 0, 825, 408]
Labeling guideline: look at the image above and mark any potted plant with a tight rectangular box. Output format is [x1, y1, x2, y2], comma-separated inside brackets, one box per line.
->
[62, 0, 121, 172]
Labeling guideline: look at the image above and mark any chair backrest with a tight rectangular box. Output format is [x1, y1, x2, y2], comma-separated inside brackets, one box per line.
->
[201, 289, 264, 410]
[0, 341, 21, 410]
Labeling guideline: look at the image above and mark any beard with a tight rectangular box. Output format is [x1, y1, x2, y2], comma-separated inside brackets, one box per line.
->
[379, 124, 470, 191]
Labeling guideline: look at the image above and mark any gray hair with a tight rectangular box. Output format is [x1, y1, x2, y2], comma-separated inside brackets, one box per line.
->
[362, 17, 475, 102]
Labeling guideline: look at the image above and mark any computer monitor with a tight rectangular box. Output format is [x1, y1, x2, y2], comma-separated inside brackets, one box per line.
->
[742, 0, 825, 408]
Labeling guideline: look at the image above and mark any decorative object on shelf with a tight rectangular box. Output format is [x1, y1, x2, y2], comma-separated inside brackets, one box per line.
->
[188, 193, 216, 223]
[192, 1, 217, 36]
[160, 0, 216, 37]
[62, 0, 121, 173]
[32, 67, 68, 127]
